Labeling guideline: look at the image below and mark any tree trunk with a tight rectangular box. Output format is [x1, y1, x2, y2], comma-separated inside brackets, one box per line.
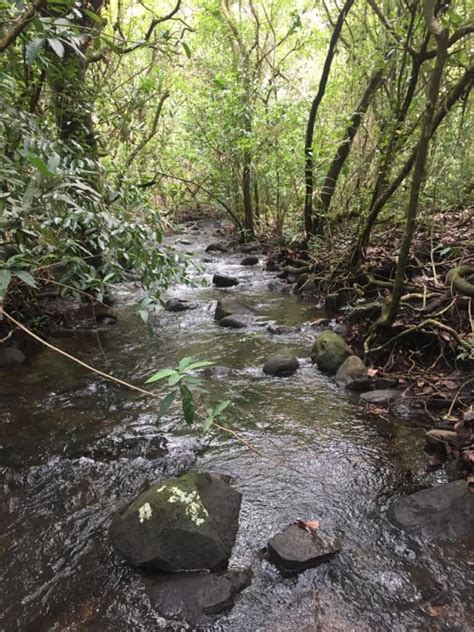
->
[304, 0, 355, 240]
[313, 67, 383, 235]
[377, 2, 449, 328]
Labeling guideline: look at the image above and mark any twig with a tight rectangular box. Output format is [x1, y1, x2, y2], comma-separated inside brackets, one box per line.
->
[445, 376, 474, 419]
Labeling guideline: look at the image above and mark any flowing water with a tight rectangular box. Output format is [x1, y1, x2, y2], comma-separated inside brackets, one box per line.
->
[1, 220, 472, 631]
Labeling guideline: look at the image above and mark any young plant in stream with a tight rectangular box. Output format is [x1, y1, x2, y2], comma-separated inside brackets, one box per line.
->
[146, 356, 231, 433]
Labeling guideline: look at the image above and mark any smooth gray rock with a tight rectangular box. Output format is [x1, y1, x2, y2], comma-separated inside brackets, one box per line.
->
[240, 255, 259, 266]
[219, 316, 247, 329]
[0, 346, 26, 367]
[263, 354, 299, 377]
[109, 472, 241, 571]
[214, 300, 255, 321]
[360, 389, 401, 405]
[268, 524, 341, 576]
[387, 480, 474, 540]
[311, 330, 352, 374]
[165, 298, 197, 312]
[205, 243, 227, 253]
[213, 273, 239, 288]
[266, 324, 293, 335]
[240, 242, 260, 253]
[146, 569, 252, 625]
[335, 355, 367, 386]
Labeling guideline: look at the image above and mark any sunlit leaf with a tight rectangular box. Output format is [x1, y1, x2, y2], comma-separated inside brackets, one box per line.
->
[145, 368, 176, 383]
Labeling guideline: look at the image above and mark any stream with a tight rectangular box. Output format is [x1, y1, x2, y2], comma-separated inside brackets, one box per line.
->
[1, 219, 472, 631]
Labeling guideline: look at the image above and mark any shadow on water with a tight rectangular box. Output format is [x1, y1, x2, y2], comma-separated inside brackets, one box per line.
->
[1, 220, 473, 631]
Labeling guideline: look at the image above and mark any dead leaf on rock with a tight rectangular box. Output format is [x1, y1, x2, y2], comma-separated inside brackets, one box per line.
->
[295, 519, 320, 532]
[367, 368, 378, 377]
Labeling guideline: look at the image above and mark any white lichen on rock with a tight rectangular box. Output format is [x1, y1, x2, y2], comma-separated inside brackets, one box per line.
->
[167, 486, 209, 526]
[138, 502, 153, 523]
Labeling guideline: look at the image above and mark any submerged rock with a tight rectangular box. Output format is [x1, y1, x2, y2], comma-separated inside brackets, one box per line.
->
[109, 471, 241, 571]
[335, 355, 367, 386]
[266, 324, 293, 335]
[164, 298, 197, 312]
[213, 273, 239, 288]
[267, 524, 341, 576]
[360, 389, 401, 405]
[146, 568, 252, 625]
[219, 316, 247, 329]
[0, 346, 26, 367]
[311, 330, 352, 374]
[387, 480, 474, 540]
[263, 354, 299, 377]
[205, 242, 227, 253]
[240, 242, 260, 253]
[214, 299, 255, 321]
[240, 255, 259, 266]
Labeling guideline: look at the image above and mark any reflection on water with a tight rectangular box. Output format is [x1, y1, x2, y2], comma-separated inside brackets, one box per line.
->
[1, 221, 472, 631]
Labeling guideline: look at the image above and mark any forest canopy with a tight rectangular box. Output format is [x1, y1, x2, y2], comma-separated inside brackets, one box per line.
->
[0, 0, 472, 325]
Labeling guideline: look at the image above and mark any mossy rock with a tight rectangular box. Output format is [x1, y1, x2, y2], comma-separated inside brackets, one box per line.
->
[311, 330, 352, 374]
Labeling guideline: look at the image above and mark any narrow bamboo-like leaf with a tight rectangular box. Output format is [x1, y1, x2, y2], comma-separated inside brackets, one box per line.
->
[157, 390, 177, 421]
[0, 270, 12, 297]
[202, 414, 215, 433]
[177, 356, 193, 371]
[180, 383, 195, 425]
[181, 42, 192, 58]
[213, 400, 231, 416]
[185, 360, 215, 371]
[15, 270, 37, 288]
[145, 368, 176, 383]
[181, 375, 202, 385]
[169, 373, 183, 386]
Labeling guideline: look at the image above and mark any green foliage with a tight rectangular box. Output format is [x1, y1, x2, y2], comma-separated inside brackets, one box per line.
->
[146, 357, 231, 432]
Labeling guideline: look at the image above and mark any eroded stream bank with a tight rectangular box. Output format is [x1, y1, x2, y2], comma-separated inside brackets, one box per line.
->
[1, 220, 472, 631]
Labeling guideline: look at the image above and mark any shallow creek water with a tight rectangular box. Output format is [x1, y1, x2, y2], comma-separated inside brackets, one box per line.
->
[1, 220, 472, 631]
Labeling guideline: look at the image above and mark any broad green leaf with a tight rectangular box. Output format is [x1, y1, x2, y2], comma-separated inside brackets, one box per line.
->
[213, 400, 231, 416]
[0, 270, 12, 297]
[168, 373, 183, 386]
[145, 368, 176, 383]
[157, 390, 177, 421]
[15, 270, 37, 288]
[48, 38, 65, 58]
[82, 8, 105, 25]
[202, 414, 215, 433]
[138, 309, 149, 323]
[180, 383, 195, 425]
[26, 39, 44, 65]
[185, 360, 215, 371]
[177, 356, 193, 371]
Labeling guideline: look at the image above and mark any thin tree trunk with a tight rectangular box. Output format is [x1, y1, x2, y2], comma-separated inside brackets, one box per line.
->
[377, 1, 449, 328]
[313, 67, 383, 234]
[304, 0, 356, 240]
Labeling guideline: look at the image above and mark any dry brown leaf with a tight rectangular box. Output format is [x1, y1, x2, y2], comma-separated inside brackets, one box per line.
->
[367, 367, 378, 377]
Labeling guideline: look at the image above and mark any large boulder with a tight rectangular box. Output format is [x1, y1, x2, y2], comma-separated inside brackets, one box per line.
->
[311, 330, 352, 374]
[335, 355, 367, 386]
[387, 480, 474, 540]
[109, 472, 241, 571]
[263, 354, 299, 377]
[267, 524, 341, 577]
[213, 273, 239, 288]
[146, 569, 252, 626]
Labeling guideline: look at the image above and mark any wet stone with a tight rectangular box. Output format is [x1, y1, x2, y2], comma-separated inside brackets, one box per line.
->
[263, 354, 299, 377]
[214, 299, 255, 321]
[335, 355, 367, 386]
[205, 242, 227, 253]
[311, 330, 352, 374]
[267, 524, 341, 577]
[146, 568, 252, 626]
[240, 255, 259, 266]
[164, 298, 197, 312]
[387, 480, 474, 540]
[109, 471, 241, 571]
[213, 273, 239, 288]
[0, 346, 26, 368]
[240, 242, 260, 253]
[218, 316, 247, 329]
[360, 389, 401, 405]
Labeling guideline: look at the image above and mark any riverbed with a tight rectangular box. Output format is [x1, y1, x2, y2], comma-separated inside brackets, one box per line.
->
[1, 220, 472, 631]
